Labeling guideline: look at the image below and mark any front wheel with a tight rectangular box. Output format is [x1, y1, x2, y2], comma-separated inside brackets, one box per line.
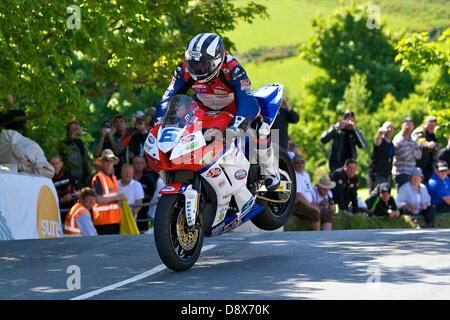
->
[251, 150, 296, 230]
[154, 194, 204, 271]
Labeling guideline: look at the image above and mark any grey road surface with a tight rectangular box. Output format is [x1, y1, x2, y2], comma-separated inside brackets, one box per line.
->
[1, 229, 450, 300]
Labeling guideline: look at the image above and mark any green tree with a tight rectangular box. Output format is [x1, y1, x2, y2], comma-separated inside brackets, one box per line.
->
[395, 28, 450, 139]
[0, 0, 267, 154]
[301, 3, 416, 112]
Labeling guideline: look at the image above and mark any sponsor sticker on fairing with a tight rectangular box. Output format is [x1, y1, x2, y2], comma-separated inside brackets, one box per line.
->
[207, 167, 222, 178]
[200, 151, 214, 164]
[234, 169, 247, 180]
[181, 135, 196, 143]
[161, 186, 176, 192]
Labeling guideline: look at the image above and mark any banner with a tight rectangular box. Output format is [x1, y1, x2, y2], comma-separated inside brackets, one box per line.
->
[0, 172, 62, 240]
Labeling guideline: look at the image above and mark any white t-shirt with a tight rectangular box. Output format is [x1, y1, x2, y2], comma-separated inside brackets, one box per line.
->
[311, 187, 333, 205]
[118, 179, 145, 206]
[296, 171, 313, 203]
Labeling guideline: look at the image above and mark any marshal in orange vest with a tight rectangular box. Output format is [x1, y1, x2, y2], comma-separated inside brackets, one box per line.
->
[91, 171, 121, 225]
[64, 202, 89, 235]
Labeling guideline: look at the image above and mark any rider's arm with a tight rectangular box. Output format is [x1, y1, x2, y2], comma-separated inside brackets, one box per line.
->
[155, 63, 193, 118]
[228, 65, 260, 126]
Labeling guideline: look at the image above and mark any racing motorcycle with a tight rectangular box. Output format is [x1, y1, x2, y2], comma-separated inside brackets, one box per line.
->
[144, 83, 296, 271]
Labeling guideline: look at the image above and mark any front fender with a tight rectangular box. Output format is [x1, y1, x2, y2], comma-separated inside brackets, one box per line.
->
[159, 182, 190, 195]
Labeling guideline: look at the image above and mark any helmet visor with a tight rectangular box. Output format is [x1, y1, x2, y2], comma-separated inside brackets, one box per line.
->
[187, 59, 214, 79]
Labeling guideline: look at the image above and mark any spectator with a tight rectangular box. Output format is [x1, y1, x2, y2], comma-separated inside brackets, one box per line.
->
[287, 141, 299, 160]
[320, 110, 366, 172]
[49, 155, 78, 221]
[113, 114, 133, 147]
[144, 107, 157, 129]
[271, 99, 299, 152]
[93, 120, 124, 174]
[368, 121, 395, 194]
[396, 167, 434, 228]
[91, 149, 126, 235]
[127, 111, 148, 163]
[292, 155, 320, 230]
[133, 155, 158, 230]
[133, 156, 158, 199]
[118, 164, 145, 219]
[426, 162, 450, 213]
[111, 115, 132, 174]
[365, 183, 400, 219]
[412, 116, 439, 182]
[64, 188, 98, 237]
[437, 134, 450, 175]
[392, 117, 422, 189]
[311, 175, 337, 231]
[148, 177, 165, 221]
[330, 158, 359, 217]
[58, 121, 90, 188]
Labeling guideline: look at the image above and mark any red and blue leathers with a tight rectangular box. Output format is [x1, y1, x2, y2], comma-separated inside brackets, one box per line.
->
[156, 53, 260, 126]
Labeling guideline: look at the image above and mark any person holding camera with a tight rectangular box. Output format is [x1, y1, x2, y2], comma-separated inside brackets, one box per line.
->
[320, 110, 366, 172]
[368, 121, 395, 194]
[94, 120, 124, 159]
[127, 111, 149, 164]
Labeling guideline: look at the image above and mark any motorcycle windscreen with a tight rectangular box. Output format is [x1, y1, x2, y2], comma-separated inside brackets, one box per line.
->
[162, 95, 199, 128]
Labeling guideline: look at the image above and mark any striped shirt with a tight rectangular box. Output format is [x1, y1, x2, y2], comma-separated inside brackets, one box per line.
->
[392, 132, 422, 176]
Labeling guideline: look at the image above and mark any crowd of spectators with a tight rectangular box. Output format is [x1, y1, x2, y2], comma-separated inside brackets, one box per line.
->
[49, 100, 449, 236]
[51, 108, 159, 237]
[293, 111, 450, 231]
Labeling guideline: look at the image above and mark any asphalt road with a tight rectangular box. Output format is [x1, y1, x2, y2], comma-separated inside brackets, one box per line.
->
[1, 229, 450, 300]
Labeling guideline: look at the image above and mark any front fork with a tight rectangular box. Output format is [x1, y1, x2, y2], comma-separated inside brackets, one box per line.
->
[159, 174, 202, 229]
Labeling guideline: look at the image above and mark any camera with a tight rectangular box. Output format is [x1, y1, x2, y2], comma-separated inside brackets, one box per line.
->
[103, 121, 112, 133]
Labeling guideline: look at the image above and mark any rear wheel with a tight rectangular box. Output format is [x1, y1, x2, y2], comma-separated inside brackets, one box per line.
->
[154, 194, 204, 271]
[251, 150, 296, 230]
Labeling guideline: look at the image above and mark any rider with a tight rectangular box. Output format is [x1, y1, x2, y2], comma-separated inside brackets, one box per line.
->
[156, 33, 280, 191]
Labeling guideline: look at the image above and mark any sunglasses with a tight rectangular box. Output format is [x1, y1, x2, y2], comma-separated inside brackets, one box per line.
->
[343, 112, 355, 118]
[103, 158, 115, 163]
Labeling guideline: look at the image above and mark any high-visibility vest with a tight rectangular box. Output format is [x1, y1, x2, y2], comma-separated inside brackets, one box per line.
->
[91, 171, 121, 225]
[64, 202, 89, 235]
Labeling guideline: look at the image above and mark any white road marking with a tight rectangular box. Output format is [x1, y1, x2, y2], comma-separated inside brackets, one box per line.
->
[70, 244, 217, 300]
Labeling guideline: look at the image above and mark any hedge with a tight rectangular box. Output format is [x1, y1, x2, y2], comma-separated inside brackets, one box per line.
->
[285, 213, 450, 231]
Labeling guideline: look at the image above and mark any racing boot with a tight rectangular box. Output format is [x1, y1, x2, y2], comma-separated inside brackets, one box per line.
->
[258, 144, 280, 192]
